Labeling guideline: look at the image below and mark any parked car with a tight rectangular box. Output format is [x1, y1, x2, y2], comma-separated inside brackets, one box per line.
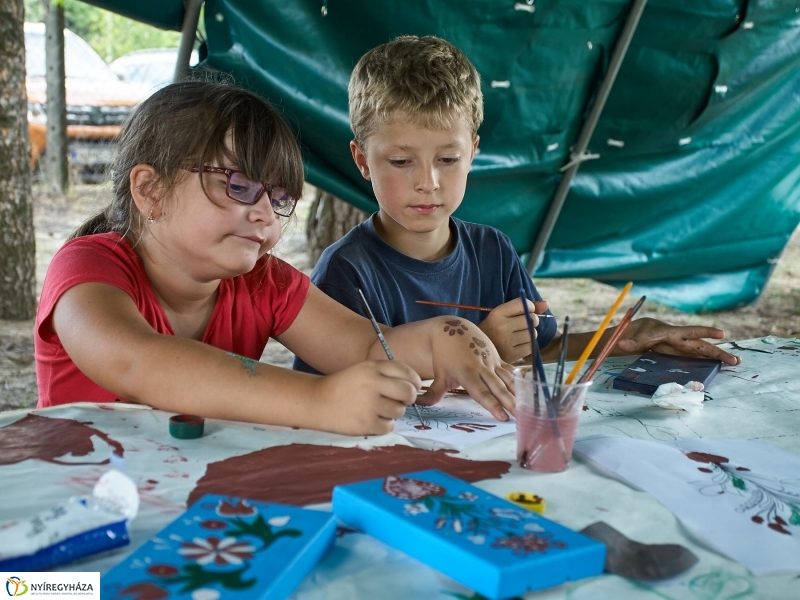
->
[24, 22, 149, 181]
[111, 47, 198, 93]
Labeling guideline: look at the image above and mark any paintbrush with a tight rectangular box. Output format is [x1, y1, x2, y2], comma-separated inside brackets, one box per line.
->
[416, 299, 555, 317]
[564, 282, 633, 385]
[421, 385, 470, 396]
[357, 288, 426, 428]
[559, 295, 646, 415]
[520, 289, 568, 466]
[553, 315, 570, 405]
[578, 296, 646, 384]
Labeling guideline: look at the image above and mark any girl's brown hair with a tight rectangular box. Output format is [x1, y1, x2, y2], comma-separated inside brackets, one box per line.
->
[71, 81, 304, 243]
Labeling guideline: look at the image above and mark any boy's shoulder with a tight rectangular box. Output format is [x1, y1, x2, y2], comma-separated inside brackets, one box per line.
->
[315, 217, 375, 262]
[451, 217, 515, 251]
[311, 216, 381, 280]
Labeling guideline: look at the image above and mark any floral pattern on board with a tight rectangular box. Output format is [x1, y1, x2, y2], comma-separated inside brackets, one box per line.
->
[178, 536, 256, 566]
[110, 497, 304, 599]
[384, 475, 446, 499]
[382, 475, 569, 554]
[491, 532, 567, 556]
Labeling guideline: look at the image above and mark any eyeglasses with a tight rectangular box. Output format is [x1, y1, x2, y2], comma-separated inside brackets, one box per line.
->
[182, 164, 298, 217]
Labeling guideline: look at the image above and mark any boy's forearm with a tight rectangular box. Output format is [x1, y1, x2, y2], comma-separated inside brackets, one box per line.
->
[540, 327, 621, 363]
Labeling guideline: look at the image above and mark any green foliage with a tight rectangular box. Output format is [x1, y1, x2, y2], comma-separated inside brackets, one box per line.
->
[166, 563, 256, 594]
[24, 0, 180, 63]
[226, 514, 303, 550]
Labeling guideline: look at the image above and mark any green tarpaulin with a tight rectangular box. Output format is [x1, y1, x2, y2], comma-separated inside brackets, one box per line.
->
[84, 0, 800, 311]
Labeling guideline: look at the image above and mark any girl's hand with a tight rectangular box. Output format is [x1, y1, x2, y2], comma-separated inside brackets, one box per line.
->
[478, 299, 549, 363]
[418, 319, 516, 421]
[615, 318, 741, 365]
[313, 360, 422, 436]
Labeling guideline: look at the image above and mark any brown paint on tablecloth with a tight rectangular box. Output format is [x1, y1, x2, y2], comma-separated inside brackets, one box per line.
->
[0, 413, 124, 465]
[189, 443, 510, 506]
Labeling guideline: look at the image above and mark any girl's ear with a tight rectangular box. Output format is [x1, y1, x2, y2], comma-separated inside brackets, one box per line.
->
[130, 164, 160, 219]
[350, 141, 371, 180]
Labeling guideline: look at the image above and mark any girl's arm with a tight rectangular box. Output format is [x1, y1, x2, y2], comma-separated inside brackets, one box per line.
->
[278, 286, 516, 420]
[52, 282, 420, 435]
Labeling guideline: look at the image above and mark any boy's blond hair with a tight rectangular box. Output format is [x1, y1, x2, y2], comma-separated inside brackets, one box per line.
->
[348, 35, 483, 146]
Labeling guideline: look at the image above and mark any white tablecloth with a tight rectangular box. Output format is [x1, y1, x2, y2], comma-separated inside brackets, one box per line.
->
[1, 337, 798, 599]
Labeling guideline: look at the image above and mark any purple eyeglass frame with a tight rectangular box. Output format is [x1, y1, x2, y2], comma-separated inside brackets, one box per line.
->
[182, 164, 297, 217]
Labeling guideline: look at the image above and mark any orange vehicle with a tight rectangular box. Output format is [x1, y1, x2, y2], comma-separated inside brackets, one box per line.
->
[25, 22, 148, 181]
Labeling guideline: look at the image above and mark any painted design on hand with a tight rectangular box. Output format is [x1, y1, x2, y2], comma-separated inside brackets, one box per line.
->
[443, 320, 469, 336]
[227, 352, 258, 377]
[469, 337, 489, 358]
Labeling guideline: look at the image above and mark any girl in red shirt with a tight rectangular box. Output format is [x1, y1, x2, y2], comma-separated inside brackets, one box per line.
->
[35, 81, 515, 435]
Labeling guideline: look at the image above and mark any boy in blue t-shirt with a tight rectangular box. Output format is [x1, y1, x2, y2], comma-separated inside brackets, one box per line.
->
[296, 36, 739, 374]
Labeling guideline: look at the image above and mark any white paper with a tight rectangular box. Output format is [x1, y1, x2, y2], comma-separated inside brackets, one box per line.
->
[574, 435, 800, 574]
[394, 395, 516, 449]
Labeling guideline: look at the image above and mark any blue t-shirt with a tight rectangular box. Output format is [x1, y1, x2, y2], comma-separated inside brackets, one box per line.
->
[294, 215, 558, 373]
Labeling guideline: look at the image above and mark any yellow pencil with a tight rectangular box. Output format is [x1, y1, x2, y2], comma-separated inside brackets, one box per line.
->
[564, 282, 633, 384]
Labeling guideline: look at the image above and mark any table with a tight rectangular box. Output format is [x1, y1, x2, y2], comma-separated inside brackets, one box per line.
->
[1, 336, 798, 599]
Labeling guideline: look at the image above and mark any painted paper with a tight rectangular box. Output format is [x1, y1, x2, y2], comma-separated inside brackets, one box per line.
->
[574, 436, 800, 574]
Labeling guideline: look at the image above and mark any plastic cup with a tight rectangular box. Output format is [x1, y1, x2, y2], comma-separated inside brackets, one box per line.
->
[513, 366, 592, 473]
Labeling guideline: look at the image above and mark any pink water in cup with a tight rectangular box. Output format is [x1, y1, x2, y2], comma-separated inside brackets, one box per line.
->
[513, 367, 592, 473]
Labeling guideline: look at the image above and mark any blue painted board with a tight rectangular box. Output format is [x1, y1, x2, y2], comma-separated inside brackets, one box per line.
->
[101, 494, 336, 599]
[332, 470, 605, 599]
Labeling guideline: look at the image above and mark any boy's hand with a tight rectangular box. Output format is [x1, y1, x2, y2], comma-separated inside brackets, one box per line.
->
[418, 319, 516, 421]
[314, 360, 421, 436]
[615, 318, 741, 365]
[478, 299, 550, 363]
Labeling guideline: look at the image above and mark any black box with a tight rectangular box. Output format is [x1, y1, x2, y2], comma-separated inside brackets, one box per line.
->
[612, 351, 722, 396]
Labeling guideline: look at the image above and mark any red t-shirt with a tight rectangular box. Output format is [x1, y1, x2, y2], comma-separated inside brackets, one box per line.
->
[35, 232, 310, 408]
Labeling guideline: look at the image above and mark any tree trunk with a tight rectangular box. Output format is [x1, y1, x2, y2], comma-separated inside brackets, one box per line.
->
[306, 189, 369, 267]
[0, 0, 37, 320]
[44, 0, 68, 193]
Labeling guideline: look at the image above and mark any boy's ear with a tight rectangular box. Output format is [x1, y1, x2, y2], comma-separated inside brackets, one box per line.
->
[130, 164, 160, 218]
[350, 141, 371, 181]
[470, 135, 480, 162]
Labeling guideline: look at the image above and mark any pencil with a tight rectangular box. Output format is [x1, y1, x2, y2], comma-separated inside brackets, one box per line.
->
[578, 295, 646, 384]
[415, 299, 555, 317]
[564, 282, 633, 385]
[357, 289, 426, 428]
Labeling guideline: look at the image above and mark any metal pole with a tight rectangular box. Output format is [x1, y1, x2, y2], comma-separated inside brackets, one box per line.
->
[44, 0, 68, 193]
[527, 0, 648, 275]
[174, 0, 204, 82]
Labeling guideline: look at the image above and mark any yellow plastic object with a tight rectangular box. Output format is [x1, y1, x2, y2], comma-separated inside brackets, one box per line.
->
[505, 491, 545, 514]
